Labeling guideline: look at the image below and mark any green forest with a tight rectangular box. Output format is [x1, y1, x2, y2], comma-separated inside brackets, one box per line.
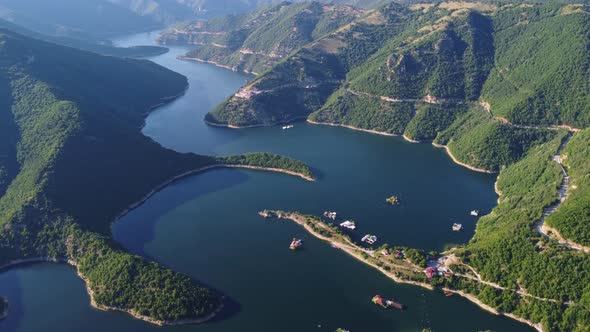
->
[546, 130, 590, 246]
[159, 2, 364, 74]
[0, 29, 312, 323]
[193, 2, 590, 330]
[219, 152, 315, 179]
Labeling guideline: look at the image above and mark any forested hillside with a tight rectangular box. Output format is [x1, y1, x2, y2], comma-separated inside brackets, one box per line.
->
[0, 0, 160, 38]
[0, 29, 311, 323]
[546, 129, 590, 247]
[197, 3, 590, 330]
[205, 2, 588, 169]
[0, 28, 222, 322]
[159, 2, 365, 74]
[0, 19, 168, 58]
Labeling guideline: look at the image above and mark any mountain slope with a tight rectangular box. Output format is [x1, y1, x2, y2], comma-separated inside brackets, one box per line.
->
[208, 3, 589, 143]
[0, 28, 223, 322]
[0, 18, 168, 57]
[201, 3, 590, 331]
[0, 29, 313, 323]
[0, 0, 160, 38]
[159, 2, 365, 74]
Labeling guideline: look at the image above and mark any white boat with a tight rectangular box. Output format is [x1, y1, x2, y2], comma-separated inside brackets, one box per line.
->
[323, 211, 337, 220]
[470, 210, 479, 216]
[339, 220, 356, 230]
[282, 125, 294, 130]
[362, 234, 377, 244]
[452, 223, 463, 231]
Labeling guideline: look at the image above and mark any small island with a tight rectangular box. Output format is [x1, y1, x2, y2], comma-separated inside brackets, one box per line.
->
[386, 195, 400, 205]
[0, 296, 8, 320]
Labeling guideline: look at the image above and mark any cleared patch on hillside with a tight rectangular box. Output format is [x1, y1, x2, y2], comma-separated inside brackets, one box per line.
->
[560, 5, 588, 16]
[410, 3, 435, 12]
[310, 37, 347, 54]
[438, 2, 497, 12]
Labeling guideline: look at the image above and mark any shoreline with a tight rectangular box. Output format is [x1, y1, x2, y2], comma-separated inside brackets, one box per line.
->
[178, 56, 259, 76]
[0, 257, 223, 326]
[442, 289, 544, 332]
[205, 116, 309, 129]
[0, 91, 311, 327]
[73, 259, 224, 326]
[267, 211, 545, 332]
[431, 142, 497, 174]
[307, 119, 399, 137]
[274, 212, 434, 291]
[306, 119, 495, 174]
[114, 164, 314, 222]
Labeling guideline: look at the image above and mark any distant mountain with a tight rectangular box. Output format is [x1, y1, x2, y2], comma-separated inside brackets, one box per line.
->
[158, 2, 365, 74]
[0, 0, 582, 41]
[0, 18, 168, 57]
[0, 0, 160, 38]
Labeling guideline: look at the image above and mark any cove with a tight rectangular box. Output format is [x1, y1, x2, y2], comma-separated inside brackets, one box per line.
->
[0, 31, 533, 332]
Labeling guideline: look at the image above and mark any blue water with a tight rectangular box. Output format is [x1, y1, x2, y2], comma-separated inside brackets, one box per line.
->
[0, 31, 533, 332]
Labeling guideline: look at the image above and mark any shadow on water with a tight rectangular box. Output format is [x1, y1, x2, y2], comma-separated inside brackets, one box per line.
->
[0, 270, 24, 331]
[206, 297, 241, 325]
[112, 169, 250, 258]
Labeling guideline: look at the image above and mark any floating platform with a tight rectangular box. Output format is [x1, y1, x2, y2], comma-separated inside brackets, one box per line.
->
[372, 295, 405, 310]
[339, 220, 356, 230]
[362, 234, 377, 245]
[289, 238, 302, 250]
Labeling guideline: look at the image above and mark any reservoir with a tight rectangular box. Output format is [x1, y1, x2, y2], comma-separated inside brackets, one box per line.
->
[0, 31, 533, 332]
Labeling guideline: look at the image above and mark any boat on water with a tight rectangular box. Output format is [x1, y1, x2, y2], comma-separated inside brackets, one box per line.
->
[470, 210, 479, 216]
[452, 223, 463, 231]
[339, 220, 356, 230]
[323, 211, 337, 220]
[361, 234, 377, 245]
[372, 295, 405, 310]
[289, 238, 302, 250]
[282, 125, 294, 130]
[444, 290, 454, 297]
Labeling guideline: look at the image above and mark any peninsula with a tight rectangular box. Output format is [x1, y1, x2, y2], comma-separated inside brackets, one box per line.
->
[0, 29, 314, 326]
[166, 3, 590, 329]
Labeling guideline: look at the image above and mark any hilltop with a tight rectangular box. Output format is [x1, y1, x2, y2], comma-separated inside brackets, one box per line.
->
[158, 2, 365, 74]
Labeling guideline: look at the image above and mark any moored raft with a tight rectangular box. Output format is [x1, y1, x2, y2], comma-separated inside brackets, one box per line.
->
[372, 295, 405, 310]
[289, 238, 302, 250]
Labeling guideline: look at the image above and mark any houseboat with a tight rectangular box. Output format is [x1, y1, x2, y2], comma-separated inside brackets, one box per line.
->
[289, 238, 303, 250]
[323, 211, 337, 220]
[372, 295, 405, 310]
[339, 220, 356, 230]
[362, 234, 377, 245]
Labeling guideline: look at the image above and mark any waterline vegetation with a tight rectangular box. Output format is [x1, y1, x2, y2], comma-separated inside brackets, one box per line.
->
[0, 29, 314, 326]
